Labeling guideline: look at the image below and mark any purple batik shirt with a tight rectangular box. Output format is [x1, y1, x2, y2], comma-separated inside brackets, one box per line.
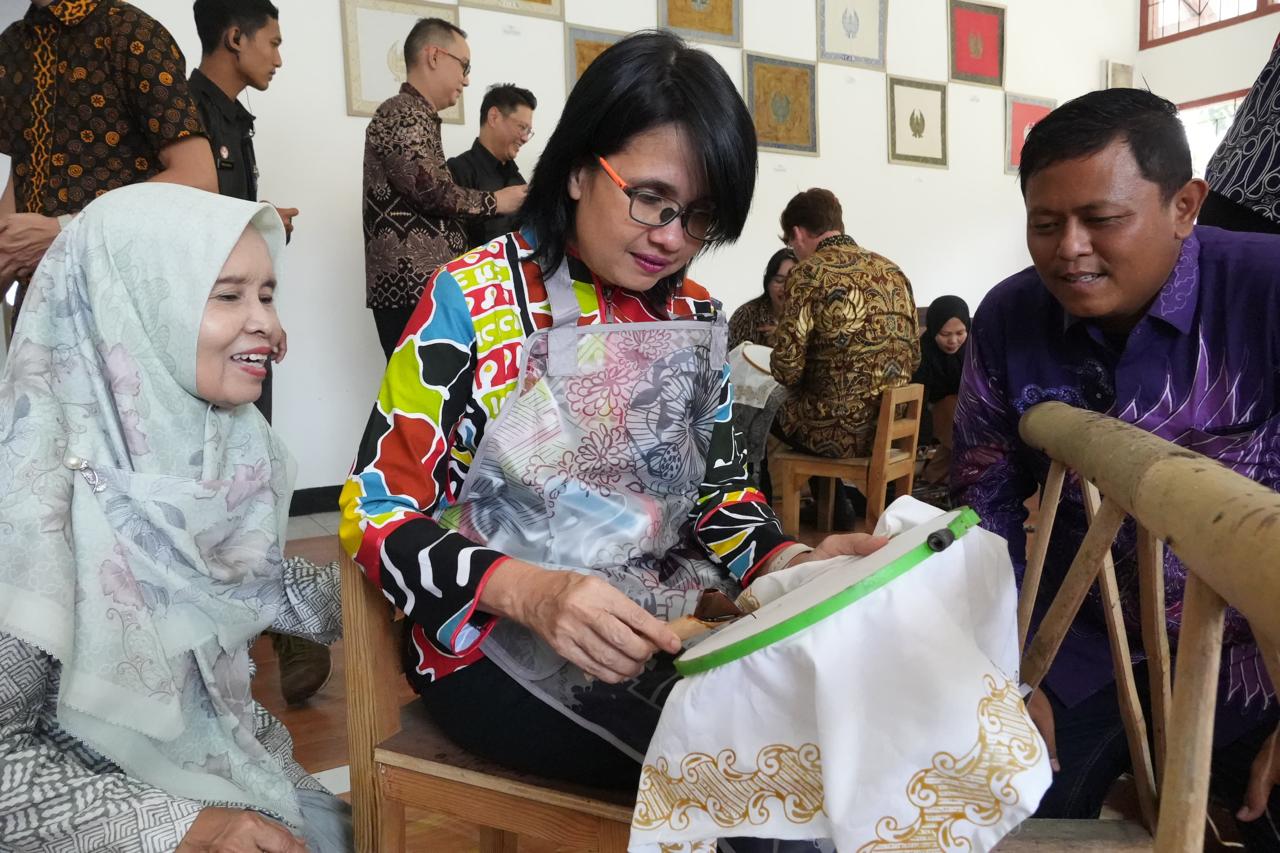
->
[953, 226, 1280, 736]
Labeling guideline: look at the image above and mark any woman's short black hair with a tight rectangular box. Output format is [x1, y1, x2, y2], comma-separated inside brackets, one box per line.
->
[1019, 88, 1192, 202]
[761, 247, 796, 296]
[516, 30, 757, 298]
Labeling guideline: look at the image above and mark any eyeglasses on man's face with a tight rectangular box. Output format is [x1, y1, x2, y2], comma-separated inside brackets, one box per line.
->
[436, 47, 471, 77]
[507, 116, 534, 140]
[596, 155, 720, 243]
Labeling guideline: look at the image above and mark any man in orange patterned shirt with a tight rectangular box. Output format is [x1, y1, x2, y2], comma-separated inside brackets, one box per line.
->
[0, 0, 217, 332]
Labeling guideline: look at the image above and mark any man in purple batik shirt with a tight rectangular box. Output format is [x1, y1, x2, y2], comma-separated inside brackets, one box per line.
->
[953, 88, 1280, 846]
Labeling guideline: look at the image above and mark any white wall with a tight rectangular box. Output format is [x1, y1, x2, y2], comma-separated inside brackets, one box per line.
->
[3, 0, 1140, 489]
[1136, 13, 1277, 105]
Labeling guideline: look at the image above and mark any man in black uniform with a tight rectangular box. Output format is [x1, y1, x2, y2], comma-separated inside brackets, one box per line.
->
[447, 83, 536, 247]
[191, 0, 327, 707]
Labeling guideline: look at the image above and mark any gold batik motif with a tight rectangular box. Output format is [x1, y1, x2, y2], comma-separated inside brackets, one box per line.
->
[635, 743, 825, 831]
[856, 677, 1043, 852]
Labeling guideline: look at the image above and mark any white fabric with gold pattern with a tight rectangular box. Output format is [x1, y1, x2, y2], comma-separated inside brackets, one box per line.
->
[629, 497, 1052, 852]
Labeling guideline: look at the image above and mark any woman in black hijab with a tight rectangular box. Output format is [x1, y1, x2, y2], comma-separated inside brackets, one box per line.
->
[913, 296, 970, 485]
[914, 295, 970, 402]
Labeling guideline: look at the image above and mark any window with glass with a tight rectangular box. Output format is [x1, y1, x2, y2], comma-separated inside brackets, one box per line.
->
[1179, 92, 1249, 176]
[1141, 0, 1280, 48]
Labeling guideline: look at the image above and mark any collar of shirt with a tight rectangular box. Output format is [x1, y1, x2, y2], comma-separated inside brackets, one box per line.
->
[816, 233, 857, 253]
[28, 0, 101, 26]
[1062, 231, 1202, 339]
[400, 82, 441, 125]
[189, 68, 256, 130]
[468, 137, 520, 178]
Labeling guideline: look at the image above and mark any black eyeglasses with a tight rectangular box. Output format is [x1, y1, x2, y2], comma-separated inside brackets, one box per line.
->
[436, 47, 471, 76]
[597, 155, 721, 242]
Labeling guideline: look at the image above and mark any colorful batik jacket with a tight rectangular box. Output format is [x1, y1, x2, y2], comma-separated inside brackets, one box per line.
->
[340, 232, 797, 681]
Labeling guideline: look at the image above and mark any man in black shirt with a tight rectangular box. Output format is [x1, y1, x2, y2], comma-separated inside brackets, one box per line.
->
[190, 0, 297, 421]
[191, 0, 327, 707]
[447, 83, 536, 247]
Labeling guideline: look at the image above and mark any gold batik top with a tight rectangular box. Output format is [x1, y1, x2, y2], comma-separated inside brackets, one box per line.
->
[771, 234, 920, 458]
[727, 294, 778, 350]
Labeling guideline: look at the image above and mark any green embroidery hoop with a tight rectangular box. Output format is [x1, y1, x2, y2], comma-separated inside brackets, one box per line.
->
[675, 507, 982, 677]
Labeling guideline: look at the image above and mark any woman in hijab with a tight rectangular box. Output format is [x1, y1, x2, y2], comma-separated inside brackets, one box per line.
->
[0, 184, 351, 852]
[913, 295, 970, 484]
[728, 247, 796, 349]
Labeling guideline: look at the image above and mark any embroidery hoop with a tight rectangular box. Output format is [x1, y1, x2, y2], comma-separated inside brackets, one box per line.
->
[742, 343, 772, 374]
[676, 507, 981, 676]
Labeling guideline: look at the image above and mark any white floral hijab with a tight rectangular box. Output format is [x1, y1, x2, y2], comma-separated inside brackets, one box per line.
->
[0, 183, 303, 826]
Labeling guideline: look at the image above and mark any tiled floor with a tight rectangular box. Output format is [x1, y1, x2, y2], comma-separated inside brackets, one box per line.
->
[286, 511, 344, 541]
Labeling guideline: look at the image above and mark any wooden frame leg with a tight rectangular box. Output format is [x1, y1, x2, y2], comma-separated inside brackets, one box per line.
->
[375, 793, 405, 853]
[1020, 461, 1066, 652]
[1154, 573, 1226, 853]
[1022, 493, 1127, 687]
[1082, 484, 1158, 831]
[598, 818, 631, 853]
[777, 463, 800, 537]
[814, 476, 835, 532]
[479, 827, 519, 853]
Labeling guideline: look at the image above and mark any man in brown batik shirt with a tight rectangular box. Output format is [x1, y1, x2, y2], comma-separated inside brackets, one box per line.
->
[0, 0, 216, 331]
[362, 16, 526, 359]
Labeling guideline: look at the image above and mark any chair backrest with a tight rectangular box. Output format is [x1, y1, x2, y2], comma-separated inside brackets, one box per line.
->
[869, 382, 924, 472]
[1015, 401, 1280, 851]
[339, 549, 405, 850]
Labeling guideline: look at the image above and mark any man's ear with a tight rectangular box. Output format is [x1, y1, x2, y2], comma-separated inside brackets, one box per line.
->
[1172, 177, 1208, 239]
[486, 106, 500, 127]
[223, 26, 242, 55]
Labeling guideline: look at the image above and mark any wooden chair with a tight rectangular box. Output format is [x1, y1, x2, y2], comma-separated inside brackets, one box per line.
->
[1011, 401, 1280, 851]
[771, 382, 924, 534]
[340, 550, 634, 852]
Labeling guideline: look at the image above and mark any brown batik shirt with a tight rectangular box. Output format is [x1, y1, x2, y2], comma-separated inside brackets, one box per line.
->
[771, 234, 921, 458]
[362, 83, 497, 310]
[0, 0, 205, 217]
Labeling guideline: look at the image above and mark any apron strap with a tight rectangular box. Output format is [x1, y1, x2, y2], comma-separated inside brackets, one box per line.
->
[545, 261, 581, 376]
[709, 311, 728, 371]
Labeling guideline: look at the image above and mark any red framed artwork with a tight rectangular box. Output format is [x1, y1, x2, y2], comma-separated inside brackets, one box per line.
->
[949, 0, 1005, 88]
[1005, 93, 1056, 175]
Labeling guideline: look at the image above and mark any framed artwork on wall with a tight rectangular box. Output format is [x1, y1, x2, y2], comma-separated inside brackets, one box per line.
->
[340, 0, 464, 124]
[745, 52, 819, 155]
[948, 0, 1004, 88]
[459, 0, 563, 19]
[816, 0, 888, 70]
[565, 25, 627, 92]
[887, 75, 947, 168]
[1005, 93, 1056, 175]
[660, 0, 742, 47]
[1105, 60, 1134, 89]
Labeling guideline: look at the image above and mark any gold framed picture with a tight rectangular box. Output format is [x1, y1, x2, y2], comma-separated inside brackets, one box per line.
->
[745, 52, 819, 155]
[660, 0, 742, 47]
[340, 0, 464, 124]
[564, 25, 628, 93]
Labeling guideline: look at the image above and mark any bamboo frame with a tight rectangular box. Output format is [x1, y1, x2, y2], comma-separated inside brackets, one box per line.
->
[1017, 401, 1280, 850]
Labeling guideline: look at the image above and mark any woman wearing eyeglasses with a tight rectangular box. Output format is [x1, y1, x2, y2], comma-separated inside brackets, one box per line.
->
[341, 31, 885, 790]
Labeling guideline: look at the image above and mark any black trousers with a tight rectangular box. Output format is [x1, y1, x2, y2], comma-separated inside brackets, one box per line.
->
[372, 304, 418, 361]
[1035, 663, 1280, 850]
[1198, 191, 1280, 235]
[410, 656, 642, 791]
